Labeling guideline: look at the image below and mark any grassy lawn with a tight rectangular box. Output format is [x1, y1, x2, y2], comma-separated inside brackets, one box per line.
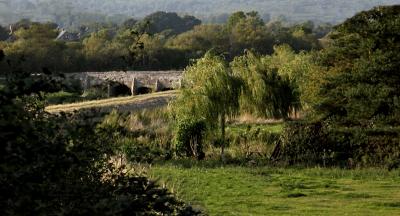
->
[150, 163, 400, 215]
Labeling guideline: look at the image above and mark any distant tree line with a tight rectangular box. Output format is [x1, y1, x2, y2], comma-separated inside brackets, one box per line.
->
[0, 11, 331, 73]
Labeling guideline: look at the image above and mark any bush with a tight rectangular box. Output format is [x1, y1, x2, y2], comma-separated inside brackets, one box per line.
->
[175, 118, 206, 160]
[274, 121, 328, 165]
[328, 127, 400, 168]
[276, 121, 400, 167]
[119, 138, 164, 164]
[227, 125, 280, 159]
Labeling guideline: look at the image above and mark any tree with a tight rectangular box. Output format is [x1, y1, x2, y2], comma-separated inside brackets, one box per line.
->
[231, 51, 301, 119]
[226, 11, 246, 31]
[262, 45, 319, 111]
[227, 11, 271, 57]
[166, 24, 229, 57]
[272, 6, 400, 167]
[82, 28, 126, 70]
[311, 5, 400, 126]
[135, 11, 201, 35]
[172, 53, 242, 161]
[4, 22, 66, 73]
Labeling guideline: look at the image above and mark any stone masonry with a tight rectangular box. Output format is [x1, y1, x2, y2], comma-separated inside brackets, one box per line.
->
[66, 71, 183, 95]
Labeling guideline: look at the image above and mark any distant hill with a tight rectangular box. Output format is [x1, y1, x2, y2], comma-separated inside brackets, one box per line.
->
[1, 0, 399, 27]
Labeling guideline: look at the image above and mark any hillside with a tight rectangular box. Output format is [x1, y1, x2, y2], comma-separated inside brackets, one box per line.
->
[1, 0, 399, 27]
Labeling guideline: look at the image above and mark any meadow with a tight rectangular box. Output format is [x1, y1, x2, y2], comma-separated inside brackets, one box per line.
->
[150, 163, 400, 215]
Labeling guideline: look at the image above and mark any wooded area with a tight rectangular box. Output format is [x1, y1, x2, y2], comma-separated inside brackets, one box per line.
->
[0, 11, 327, 72]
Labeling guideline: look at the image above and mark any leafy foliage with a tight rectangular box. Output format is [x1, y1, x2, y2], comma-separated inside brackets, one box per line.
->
[166, 24, 229, 57]
[227, 11, 272, 57]
[171, 52, 242, 159]
[0, 11, 326, 72]
[277, 121, 400, 168]
[0, 51, 201, 215]
[175, 118, 206, 159]
[310, 5, 400, 126]
[231, 51, 301, 118]
[274, 6, 400, 168]
[136, 11, 201, 35]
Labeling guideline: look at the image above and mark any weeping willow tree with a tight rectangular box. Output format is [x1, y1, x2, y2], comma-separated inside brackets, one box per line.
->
[171, 52, 242, 160]
[231, 51, 301, 119]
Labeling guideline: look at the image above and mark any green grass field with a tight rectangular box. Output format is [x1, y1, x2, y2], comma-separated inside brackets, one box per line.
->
[150, 163, 400, 215]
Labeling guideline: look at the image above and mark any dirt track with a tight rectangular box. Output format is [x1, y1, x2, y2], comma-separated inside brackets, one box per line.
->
[45, 90, 179, 113]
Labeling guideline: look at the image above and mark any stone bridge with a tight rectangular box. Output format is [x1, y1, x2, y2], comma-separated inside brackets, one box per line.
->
[66, 71, 183, 95]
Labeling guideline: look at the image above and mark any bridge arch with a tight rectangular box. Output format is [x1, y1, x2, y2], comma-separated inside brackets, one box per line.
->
[135, 86, 153, 95]
[66, 71, 183, 97]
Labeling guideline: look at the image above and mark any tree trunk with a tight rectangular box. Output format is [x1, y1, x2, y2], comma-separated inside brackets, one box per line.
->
[220, 112, 226, 163]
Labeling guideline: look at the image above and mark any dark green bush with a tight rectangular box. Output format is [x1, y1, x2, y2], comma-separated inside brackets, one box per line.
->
[276, 121, 400, 167]
[175, 118, 206, 160]
[328, 127, 400, 167]
[275, 121, 328, 165]
[258, 130, 280, 145]
[120, 139, 164, 164]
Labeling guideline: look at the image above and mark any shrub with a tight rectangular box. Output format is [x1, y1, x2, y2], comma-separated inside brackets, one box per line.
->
[175, 118, 206, 160]
[227, 125, 280, 159]
[275, 121, 328, 165]
[119, 138, 164, 164]
[328, 127, 400, 168]
[276, 121, 400, 167]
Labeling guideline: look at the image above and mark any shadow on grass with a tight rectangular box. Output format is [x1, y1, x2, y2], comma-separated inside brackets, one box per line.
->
[375, 202, 400, 208]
